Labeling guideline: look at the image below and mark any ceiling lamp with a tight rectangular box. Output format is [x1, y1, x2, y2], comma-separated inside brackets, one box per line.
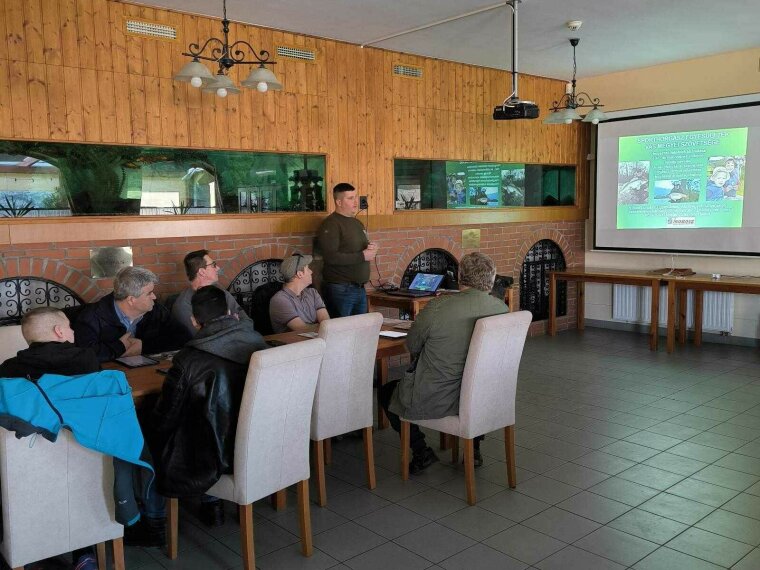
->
[172, 0, 282, 97]
[544, 38, 607, 125]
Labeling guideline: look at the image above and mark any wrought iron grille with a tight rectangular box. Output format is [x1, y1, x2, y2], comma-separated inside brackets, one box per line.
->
[227, 259, 282, 316]
[0, 277, 83, 326]
[401, 249, 458, 288]
[520, 240, 566, 322]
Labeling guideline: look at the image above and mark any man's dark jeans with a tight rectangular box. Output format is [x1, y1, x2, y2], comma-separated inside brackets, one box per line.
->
[379, 380, 484, 454]
[379, 380, 428, 455]
[322, 282, 367, 318]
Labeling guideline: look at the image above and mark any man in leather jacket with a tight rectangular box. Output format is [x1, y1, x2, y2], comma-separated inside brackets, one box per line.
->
[148, 285, 267, 526]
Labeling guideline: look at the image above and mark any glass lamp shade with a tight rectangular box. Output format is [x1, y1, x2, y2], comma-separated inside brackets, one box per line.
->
[560, 107, 582, 122]
[583, 107, 608, 124]
[543, 111, 566, 125]
[241, 65, 283, 92]
[201, 73, 241, 96]
[173, 59, 215, 85]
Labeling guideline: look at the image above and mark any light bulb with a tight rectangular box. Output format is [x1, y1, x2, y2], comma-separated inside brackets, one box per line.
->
[592, 118, 599, 125]
[564, 118, 572, 124]
[216, 87, 228, 98]
[257, 81, 268, 93]
[190, 76, 203, 88]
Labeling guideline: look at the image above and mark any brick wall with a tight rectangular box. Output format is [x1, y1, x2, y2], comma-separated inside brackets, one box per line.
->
[0, 220, 584, 334]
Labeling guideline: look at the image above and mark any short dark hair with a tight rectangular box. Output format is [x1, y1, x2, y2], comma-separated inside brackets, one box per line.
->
[184, 249, 210, 281]
[333, 182, 355, 198]
[191, 285, 228, 326]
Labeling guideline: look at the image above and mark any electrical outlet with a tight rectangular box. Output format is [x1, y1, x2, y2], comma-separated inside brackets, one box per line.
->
[359, 195, 369, 210]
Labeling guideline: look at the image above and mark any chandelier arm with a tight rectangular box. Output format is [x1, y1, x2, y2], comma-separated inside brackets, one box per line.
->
[573, 93, 603, 108]
[183, 37, 227, 62]
[227, 40, 275, 65]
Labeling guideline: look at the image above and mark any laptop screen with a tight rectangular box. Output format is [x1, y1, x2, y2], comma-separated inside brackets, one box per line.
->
[408, 273, 444, 292]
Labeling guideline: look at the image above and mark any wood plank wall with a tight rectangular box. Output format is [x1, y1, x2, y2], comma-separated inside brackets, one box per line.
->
[0, 0, 590, 220]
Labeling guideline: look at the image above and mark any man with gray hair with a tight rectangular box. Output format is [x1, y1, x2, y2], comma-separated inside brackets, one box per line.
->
[380, 252, 509, 473]
[75, 267, 190, 362]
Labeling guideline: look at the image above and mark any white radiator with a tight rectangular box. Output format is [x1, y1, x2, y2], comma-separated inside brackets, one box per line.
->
[612, 285, 733, 333]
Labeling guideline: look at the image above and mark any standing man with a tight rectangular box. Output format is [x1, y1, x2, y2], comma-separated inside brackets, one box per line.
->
[380, 253, 509, 473]
[316, 183, 378, 317]
[74, 267, 190, 362]
[172, 249, 252, 337]
[269, 253, 330, 333]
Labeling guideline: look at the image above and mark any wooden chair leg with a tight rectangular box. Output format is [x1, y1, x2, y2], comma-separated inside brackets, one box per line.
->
[239, 503, 255, 570]
[439, 433, 449, 450]
[313, 439, 327, 507]
[400, 420, 410, 480]
[96, 542, 107, 570]
[271, 489, 287, 511]
[324, 438, 332, 465]
[505, 425, 517, 488]
[111, 537, 125, 570]
[450, 436, 459, 464]
[363, 426, 377, 490]
[167, 497, 179, 560]
[463, 438, 476, 505]
[297, 480, 313, 557]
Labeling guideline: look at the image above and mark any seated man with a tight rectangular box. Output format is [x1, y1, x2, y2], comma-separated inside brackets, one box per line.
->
[172, 249, 252, 337]
[0, 308, 164, 566]
[74, 266, 190, 362]
[269, 253, 330, 333]
[380, 252, 508, 473]
[149, 286, 268, 527]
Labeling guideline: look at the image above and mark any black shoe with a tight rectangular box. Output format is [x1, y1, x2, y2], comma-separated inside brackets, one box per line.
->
[409, 447, 439, 475]
[199, 499, 225, 528]
[474, 449, 484, 468]
[123, 516, 166, 548]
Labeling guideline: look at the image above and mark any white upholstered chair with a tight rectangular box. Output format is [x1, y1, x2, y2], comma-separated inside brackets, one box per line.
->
[0, 325, 27, 365]
[400, 311, 532, 505]
[0, 429, 125, 570]
[311, 312, 383, 506]
[168, 338, 326, 570]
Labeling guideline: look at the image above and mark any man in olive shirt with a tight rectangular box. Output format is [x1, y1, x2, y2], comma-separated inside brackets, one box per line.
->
[380, 253, 508, 473]
[316, 182, 378, 317]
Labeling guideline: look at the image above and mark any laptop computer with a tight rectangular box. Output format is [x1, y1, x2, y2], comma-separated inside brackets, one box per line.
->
[387, 273, 445, 298]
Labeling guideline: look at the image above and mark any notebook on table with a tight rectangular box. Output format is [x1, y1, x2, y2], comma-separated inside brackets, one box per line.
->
[386, 273, 444, 298]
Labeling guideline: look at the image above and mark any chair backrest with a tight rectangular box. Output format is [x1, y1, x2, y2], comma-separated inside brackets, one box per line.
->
[0, 429, 122, 568]
[230, 338, 325, 505]
[311, 313, 383, 440]
[0, 325, 27, 365]
[251, 280, 284, 336]
[458, 311, 532, 438]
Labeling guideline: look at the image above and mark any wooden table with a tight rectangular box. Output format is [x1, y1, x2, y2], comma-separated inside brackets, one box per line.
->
[117, 327, 409, 429]
[666, 274, 760, 353]
[549, 269, 663, 351]
[368, 287, 516, 320]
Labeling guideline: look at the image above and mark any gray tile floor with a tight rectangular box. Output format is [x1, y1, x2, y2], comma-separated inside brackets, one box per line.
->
[23, 328, 760, 569]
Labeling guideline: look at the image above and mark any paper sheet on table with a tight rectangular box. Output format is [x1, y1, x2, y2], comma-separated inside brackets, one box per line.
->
[379, 331, 407, 339]
[298, 332, 319, 338]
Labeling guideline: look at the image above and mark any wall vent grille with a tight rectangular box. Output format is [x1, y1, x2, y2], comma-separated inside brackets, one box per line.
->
[393, 64, 423, 79]
[276, 46, 317, 62]
[125, 19, 177, 41]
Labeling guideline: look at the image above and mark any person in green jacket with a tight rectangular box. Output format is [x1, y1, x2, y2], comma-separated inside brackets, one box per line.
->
[381, 252, 509, 473]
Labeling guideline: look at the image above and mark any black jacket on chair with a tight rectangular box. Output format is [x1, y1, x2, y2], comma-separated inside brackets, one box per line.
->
[73, 293, 191, 362]
[147, 315, 268, 497]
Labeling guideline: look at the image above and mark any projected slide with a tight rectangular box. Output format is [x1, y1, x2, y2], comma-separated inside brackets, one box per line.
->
[446, 161, 525, 208]
[616, 128, 748, 229]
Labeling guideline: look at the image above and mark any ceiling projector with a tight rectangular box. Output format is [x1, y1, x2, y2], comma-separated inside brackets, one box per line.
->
[493, 101, 540, 120]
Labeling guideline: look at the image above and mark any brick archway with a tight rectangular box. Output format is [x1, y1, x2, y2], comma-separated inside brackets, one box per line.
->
[0, 257, 105, 303]
[220, 243, 295, 288]
[511, 229, 577, 278]
[390, 236, 463, 285]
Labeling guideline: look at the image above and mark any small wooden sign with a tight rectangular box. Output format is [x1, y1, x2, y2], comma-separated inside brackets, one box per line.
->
[462, 229, 481, 249]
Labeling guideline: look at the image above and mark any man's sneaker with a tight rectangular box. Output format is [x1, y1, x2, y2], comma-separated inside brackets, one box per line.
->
[200, 499, 225, 528]
[409, 447, 439, 475]
[123, 516, 166, 548]
[73, 554, 98, 570]
[474, 449, 484, 468]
